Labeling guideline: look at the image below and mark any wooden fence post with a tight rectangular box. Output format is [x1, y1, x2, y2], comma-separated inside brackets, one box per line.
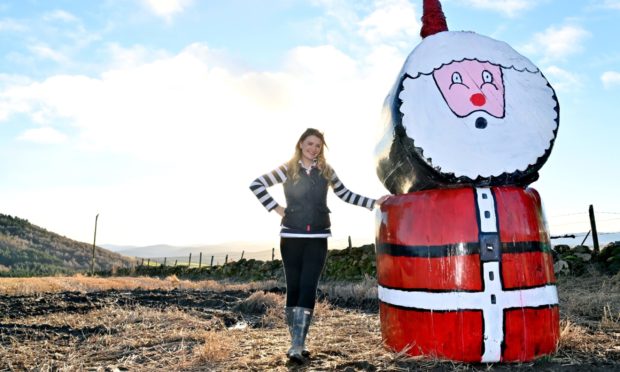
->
[348, 235, 352, 248]
[272, 248, 275, 261]
[163, 257, 167, 267]
[589, 204, 600, 254]
[188, 253, 192, 267]
[147, 258, 150, 267]
[241, 251, 244, 260]
[141, 258, 144, 266]
[210, 256, 214, 267]
[174, 259, 178, 266]
[199, 252, 203, 268]
[225, 254, 228, 265]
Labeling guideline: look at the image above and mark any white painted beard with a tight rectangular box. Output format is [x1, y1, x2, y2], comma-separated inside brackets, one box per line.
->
[399, 68, 558, 180]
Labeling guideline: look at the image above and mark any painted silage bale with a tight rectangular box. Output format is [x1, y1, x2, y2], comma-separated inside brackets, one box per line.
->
[372, 0, 561, 362]
[376, 187, 559, 362]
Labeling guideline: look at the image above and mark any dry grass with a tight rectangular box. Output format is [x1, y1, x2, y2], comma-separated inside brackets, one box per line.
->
[196, 330, 239, 365]
[234, 291, 284, 314]
[0, 274, 279, 296]
[1, 304, 223, 371]
[320, 275, 378, 300]
[1, 272, 619, 371]
[557, 272, 620, 327]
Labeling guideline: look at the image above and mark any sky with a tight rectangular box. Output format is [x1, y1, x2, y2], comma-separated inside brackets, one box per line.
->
[1, 0, 619, 250]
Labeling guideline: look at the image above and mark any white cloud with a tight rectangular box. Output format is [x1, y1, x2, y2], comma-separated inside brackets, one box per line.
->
[521, 25, 590, 63]
[0, 41, 402, 244]
[141, 0, 193, 21]
[457, 0, 539, 17]
[27, 44, 68, 63]
[543, 65, 582, 92]
[0, 0, 423, 246]
[358, 0, 419, 46]
[43, 10, 79, 23]
[602, 0, 620, 10]
[601, 71, 620, 89]
[308, 0, 420, 53]
[0, 18, 28, 32]
[18, 127, 68, 144]
[105, 43, 171, 69]
[17, 127, 67, 144]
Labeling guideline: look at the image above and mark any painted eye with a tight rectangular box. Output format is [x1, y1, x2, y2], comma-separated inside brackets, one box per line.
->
[451, 72, 463, 84]
[482, 70, 493, 83]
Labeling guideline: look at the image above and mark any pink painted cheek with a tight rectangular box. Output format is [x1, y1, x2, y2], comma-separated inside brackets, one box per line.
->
[433, 68, 481, 117]
[480, 84, 505, 117]
[444, 86, 479, 116]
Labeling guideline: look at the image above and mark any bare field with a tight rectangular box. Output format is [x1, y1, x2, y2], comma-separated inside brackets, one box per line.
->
[0, 273, 619, 371]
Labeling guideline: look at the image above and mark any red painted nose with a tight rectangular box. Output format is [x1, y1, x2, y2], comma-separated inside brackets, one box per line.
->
[470, 93, 486, 106]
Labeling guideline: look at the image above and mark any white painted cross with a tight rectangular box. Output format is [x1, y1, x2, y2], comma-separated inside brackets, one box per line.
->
[378, 188, 559, 362]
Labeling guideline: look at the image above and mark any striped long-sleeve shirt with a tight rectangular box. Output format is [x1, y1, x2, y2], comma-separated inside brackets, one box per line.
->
[249, 163, 376, 238]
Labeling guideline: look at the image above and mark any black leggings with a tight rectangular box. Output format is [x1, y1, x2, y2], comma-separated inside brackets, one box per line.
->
[280, 237, 328, 309]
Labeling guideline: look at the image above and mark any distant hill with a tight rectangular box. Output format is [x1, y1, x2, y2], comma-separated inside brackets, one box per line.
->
[0, 213, 135, 276]
[102, 240, 275, 258]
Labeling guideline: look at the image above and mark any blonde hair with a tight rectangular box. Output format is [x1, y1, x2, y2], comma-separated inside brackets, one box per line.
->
[287, 128, 333, 183]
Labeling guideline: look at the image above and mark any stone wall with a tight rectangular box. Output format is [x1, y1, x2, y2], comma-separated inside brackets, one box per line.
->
[111, 242, 620, 281]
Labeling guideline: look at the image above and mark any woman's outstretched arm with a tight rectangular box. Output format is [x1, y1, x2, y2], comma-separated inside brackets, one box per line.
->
[330, 169, 377, 210]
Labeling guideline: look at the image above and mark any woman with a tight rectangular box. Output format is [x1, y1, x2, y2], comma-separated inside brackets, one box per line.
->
[249, 128, 388, 362]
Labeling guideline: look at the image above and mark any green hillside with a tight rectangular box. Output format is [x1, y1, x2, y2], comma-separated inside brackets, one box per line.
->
[0, 213, 135, 277]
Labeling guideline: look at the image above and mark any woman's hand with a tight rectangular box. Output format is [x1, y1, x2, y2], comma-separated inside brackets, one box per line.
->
[275, 206, 286, 217]
[375, 195, 391, 207]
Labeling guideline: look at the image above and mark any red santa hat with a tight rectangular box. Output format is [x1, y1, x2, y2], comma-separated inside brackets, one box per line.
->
[420, 0, 448, 38]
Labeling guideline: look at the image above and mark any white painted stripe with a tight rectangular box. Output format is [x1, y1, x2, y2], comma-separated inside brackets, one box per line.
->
[379, 286, 487, 310]
[476, 188, 497, 233]
[500, 285, 559, 308]
[481, 262, 503, 362]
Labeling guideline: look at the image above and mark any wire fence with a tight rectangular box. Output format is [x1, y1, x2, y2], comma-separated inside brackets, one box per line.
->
[132, 236, 363, 268]
[135, 248, 280, 268]
[547, 211, 620, 233]
[546, 207, 620, 249]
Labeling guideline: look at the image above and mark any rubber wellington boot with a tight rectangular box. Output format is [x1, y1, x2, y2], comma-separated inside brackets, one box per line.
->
[285, 307, 310, 356]
[299, 307, 313, 357]
[286, 307, 313, 362]
[285, 307, 294, 336]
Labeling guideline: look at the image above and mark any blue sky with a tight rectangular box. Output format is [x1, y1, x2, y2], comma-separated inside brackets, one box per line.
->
[1, 0, 619, 248]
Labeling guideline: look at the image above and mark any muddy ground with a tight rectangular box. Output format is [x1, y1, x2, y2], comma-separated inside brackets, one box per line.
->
[0, 276, 619, 371]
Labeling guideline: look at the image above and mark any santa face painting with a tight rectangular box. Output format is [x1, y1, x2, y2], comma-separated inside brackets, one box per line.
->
[376, 31, 559, 193]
